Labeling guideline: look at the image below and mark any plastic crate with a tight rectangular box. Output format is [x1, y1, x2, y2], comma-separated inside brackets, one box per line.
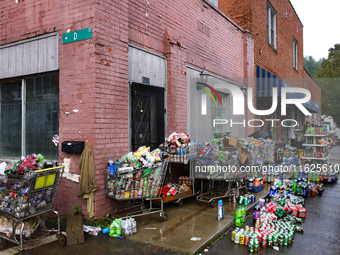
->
[247, 184, 264, 193]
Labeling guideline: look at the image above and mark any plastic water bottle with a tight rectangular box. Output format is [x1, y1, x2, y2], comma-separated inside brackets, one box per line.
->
[108, 158, 114, 168]
[108, 158, 115, 175]
[217, 200, 224, 221]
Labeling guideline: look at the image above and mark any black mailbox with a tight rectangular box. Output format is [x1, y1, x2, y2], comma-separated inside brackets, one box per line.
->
[61, 141, 85, 153]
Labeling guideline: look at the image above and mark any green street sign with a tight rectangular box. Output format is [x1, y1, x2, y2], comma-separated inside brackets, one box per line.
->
[62, 27, 92, 44]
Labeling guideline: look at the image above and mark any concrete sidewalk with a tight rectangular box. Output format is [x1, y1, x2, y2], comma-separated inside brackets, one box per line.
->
[129, 185, 271, 254]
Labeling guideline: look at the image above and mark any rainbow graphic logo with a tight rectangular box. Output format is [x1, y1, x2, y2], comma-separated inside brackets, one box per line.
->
[197, 82, 222, 115]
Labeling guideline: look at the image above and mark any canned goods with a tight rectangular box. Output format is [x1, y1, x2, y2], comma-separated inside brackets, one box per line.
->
[239, 196, 244, 204]
[273, 235, 278, 246]
[248, 239, 254, 252]
[278, 236, 284, 246]
[244, 197, 249, 206]
[268, 235, 273, 246]
[284, 234, 289, 245]
[234, 232, 240, 244]
[231, 229, 237, 241]
[239, 233, 245, 245]
[244, 234, 250, 246]
[254, 238, 259, 252]
[262, 235, 267, 248]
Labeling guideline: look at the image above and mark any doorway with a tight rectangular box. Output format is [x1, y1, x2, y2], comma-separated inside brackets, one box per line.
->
[130, 83, 165, 151]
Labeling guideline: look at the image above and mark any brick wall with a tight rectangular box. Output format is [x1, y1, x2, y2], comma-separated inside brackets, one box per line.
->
[91, 0, 131, 217]
[219, 0, 321, 129]
[1, 0, 254, 218]
[219, 0, 252, 32]
[1, 0, 97, 218]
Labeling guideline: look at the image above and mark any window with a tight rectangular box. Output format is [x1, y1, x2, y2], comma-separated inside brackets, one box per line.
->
[267, 1, 276, 49]
[208, 0, 218, 8]
[293, 37, 298, 70]
[211, 92, 228, 137]
[0, 73, 59, 160]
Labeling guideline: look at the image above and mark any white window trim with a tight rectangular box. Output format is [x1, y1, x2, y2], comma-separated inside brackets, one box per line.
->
[293, 37, 298, 70]
[267, 2, 277, 49]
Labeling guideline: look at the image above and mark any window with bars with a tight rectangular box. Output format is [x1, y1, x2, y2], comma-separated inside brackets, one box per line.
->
[267, 1, 277, 49]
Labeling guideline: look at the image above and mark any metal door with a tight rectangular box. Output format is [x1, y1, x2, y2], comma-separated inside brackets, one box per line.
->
[131, 83, 165, 151]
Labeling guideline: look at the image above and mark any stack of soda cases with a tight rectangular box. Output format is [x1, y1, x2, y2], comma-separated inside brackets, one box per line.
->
[231, 211, 303, 252]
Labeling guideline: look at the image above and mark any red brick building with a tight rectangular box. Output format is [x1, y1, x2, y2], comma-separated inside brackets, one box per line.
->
[218, 0, 321, 141]
[0, 0, 254, 217]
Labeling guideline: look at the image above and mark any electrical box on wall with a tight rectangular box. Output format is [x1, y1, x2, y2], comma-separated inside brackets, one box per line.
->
[61, 141, 85, 153]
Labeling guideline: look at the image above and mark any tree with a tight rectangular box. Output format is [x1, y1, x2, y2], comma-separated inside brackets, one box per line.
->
[304, 55, 321, 77]
[315, 44, 340, 125]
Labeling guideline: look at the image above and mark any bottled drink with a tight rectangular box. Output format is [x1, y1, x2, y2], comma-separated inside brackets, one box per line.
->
[108, 158, 115, 176]
[253, 204, 261, 222]
[242, 205, 246, 223]
[235, 206, 243, 227]
[255, 219, 260, 229]
[217, 200, 224, 221]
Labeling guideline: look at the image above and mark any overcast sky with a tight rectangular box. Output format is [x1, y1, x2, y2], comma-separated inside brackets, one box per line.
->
[289, 0, 340, 61]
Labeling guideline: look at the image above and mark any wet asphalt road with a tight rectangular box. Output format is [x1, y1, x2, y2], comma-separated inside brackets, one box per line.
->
[6, 147, 340, 255]
[207, 145, 340, 255]
[206, 180, 340, 255]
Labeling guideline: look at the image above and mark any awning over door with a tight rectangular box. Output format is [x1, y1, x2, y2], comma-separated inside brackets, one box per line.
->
[256, 65, 320, 113]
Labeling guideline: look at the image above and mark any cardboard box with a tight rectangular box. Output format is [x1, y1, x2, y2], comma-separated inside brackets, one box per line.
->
[223, 136, 248, 165]
[66, 214, 84, 246]
[295, 204, 306, 218]
[288, 203, 299, 217]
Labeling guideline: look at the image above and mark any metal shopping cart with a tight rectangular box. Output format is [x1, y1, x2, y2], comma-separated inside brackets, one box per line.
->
[194, 145, 240, 208]
[105, 159, 169, 222]
[0, 166, 65, 255]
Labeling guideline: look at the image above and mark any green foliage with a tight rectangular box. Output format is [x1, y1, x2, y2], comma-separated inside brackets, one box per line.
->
[83, 217, 111, 229]
[304, 55, 321, 77]
[314, 44, 340, 124]
[46, 217, 67, 227]
[72, 205, 82, 215]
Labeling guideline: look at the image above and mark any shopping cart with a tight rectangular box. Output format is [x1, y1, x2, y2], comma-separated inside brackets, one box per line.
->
[105, 159, 169, 222]
[0, 166, 65, 255]
[194, 145, 240, 208]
